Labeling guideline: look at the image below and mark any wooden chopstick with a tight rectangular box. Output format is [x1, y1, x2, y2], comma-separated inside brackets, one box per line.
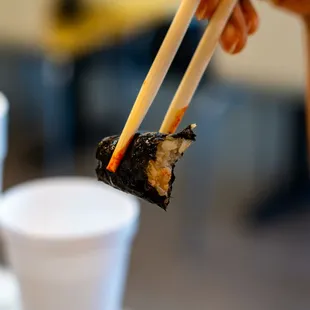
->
[106, 0, 201, 173]
[160, 0, 238, 134]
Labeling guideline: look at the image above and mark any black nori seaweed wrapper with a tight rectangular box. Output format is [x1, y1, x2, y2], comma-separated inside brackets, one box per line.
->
[96, 125, 196, 210]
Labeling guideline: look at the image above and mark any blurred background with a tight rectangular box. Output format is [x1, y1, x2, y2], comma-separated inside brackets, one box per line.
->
[1, 0, 310, 309]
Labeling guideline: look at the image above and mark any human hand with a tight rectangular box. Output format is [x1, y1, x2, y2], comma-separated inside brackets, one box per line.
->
[268, 0, 310, 17]
[195, 0, 310, 55]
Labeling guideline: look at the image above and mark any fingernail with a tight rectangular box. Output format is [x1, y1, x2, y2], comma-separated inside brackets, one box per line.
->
[228, 41, 238, 54]
[196, 5, 208, 21]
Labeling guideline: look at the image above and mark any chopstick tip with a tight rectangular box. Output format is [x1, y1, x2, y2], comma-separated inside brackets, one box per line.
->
[106, 157, 121, 173]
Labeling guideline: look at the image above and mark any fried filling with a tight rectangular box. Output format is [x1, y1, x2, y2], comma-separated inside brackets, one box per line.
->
[146, 137, 192, 196]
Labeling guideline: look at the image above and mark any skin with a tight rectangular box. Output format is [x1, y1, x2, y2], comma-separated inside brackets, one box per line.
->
[195, 0, 310, 54]
[195, 0, 310, 165]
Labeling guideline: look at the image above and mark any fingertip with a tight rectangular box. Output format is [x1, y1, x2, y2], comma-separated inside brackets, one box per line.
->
[196, 8, 208, 21]
[248, 15, 259, 35]
[241, 0, 260, 35]
[233, 39, 247, 54]
[221, 23, 238, 44]
[221, 24, 247, 55]
[221, 39, 247, 55]
[228, 4, 248, 52]
[195, 0, 218, 21]
[220, 39, 237, 55]
[221, 23, 241, 53]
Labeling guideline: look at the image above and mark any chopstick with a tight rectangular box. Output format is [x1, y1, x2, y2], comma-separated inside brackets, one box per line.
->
[106, 0, 201, 173]
[160, 0, 238, 134]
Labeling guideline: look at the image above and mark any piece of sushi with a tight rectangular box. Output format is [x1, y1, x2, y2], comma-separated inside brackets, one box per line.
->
[96, 124, 196, 210]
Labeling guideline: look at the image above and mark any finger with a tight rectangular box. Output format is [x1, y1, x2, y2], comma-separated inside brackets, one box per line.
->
[231, 4, 248, 53]
[221, 4, 248, 54]
[196, 0, 219, 20]
[220, 22, 239, 54]
[240, 0, 259, 35]
[270, 0, 310, 15]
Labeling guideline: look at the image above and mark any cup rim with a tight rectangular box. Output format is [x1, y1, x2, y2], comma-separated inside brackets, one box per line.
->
[0, 177, 140, 247]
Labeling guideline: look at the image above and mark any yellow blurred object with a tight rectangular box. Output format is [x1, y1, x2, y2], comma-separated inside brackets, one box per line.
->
[44, 0, 181, 59]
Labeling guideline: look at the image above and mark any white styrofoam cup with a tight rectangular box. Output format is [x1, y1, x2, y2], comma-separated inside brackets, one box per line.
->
[0, 177, 140, 310]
